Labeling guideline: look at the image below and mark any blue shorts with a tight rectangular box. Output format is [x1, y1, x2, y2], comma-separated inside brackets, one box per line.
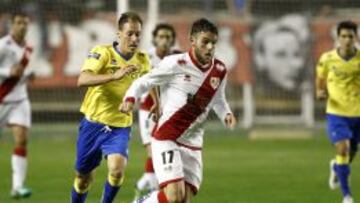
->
[327, 114, 360, 151]
[75, 118, 131, 174]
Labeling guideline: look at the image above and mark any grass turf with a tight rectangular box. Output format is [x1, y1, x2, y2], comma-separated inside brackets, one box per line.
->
[0, 123, 359, 203]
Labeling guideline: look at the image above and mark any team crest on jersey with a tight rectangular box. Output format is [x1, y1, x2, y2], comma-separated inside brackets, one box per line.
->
[210, 77, 220, 89]
[87, 52, 101, 60]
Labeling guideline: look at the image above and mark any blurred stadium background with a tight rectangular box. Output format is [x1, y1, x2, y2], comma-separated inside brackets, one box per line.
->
[0, 0, 360, 202]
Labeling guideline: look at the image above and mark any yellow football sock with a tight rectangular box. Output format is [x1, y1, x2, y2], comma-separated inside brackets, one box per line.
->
[108, 174, 124, 187]
[336, 155, 350, 165]
[73, 177, 90, 194]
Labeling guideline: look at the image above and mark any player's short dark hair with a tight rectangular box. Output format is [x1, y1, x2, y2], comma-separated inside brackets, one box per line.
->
[152, 23, 176, 40]
[10, 11, 28, 22]
[190, 18, 218, 36]
[118, 11, 142, 30]
[152, 23, 176, 45]
[337, 20, 358, 36]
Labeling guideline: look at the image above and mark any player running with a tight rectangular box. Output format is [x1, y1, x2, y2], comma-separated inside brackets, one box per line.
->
[316, 20, 360, 203]
[134, 23, 180, 198]
[70, 12, 150, 203]
[0, 12, 33, 199]
[121, 18, 236, 203]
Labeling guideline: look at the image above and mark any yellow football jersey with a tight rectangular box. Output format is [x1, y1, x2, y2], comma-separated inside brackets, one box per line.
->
[80, 43, 150, 127]
[317, 49, 360, 117]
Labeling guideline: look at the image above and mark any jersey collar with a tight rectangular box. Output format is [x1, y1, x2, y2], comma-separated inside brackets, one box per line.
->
[113, 41, 135, 61]
[188, 49, 213, 72]
[336, 48, 358, 62]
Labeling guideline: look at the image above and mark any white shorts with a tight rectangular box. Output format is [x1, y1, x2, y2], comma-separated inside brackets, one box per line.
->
[0, 99, 31, 128]
[138, 109, 155, 145]
[151, 138, 203, 194]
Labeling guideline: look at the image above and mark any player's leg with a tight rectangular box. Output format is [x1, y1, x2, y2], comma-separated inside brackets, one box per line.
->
[100, 126, 131, 203]
[182, 145, 202, 203]
[8, 100, 32, 198]
[184, 184, 195, 203]
[135, 110, 158, 197]
[133, 139, 185, 203]
[327, 115, 353, 201]
[100, 154, 126, 203]
[71, 118, 104, 203]
[334, 140, 352, 198]
[349, 141, 357, 163]
[349, 117, 360, 163]
[71, 171, 94, 203]
[134, 180, 185, 203]
[10, 124, 31, 198]
[135, 144, 157, 194]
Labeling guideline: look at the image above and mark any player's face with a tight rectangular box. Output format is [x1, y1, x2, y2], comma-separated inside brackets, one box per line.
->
[154, 29, 174, 51]
[191, 31, 218, 64]
[118, 21, 142, 55]
[338, 29, 357, 51]
[11, 16, 29, 40]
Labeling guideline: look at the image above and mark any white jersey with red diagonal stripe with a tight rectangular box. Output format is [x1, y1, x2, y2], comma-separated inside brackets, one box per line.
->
[0, 35, 32, 103]
[124, 51, 232, 149]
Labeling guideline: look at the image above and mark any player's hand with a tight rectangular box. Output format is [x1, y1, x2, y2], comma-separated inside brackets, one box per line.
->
[112, 65, 139, 80]
[119, 101, 134, 114]
[224, 113, 236, 130]
[148, 103, 161, 122]
[27, 72, 36, 81]
[10, 64, 25, 78]
[316, 89, 327, 100]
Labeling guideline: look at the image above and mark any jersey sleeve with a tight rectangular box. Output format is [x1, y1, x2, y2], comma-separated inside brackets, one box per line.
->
[212, 74, 232, 124]
[316, 53, 328, 79]
[0, 40, 12, 77]
[124, 56, 176, 102]
[81, 46, 109, 73]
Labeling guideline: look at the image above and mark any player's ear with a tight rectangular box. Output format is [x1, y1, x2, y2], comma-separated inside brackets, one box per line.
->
[190, 35, 196, 46]
[117, 29, 122, 38]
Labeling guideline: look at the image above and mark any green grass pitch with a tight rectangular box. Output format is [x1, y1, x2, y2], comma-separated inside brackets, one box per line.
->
[0, 123, 359, 203]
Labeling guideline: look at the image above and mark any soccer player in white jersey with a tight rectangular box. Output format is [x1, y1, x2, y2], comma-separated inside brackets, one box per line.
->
[135, 23, 180, 198]
[0, 12, 33, 198]
[121, 18, 236, 203]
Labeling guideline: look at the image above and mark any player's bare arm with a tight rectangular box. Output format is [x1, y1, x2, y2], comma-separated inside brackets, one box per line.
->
[316, 77, 327, 100]
[148, 87, 161, 122]
[77, 65, 139, 87]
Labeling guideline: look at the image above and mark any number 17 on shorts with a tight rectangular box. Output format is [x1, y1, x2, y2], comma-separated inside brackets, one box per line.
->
[152, 139, 184, 187]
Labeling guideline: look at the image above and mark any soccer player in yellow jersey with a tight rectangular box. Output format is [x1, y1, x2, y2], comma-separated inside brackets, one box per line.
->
[316, 21, 360, 203]
[70, 12, 150, 203]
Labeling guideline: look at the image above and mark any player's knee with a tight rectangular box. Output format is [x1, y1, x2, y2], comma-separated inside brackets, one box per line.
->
[164, 185, 185, 203]
[75, 174, 92, 191]
[107, 154, 126, 179]
[337, 145, 350, 156]
[166, 190, 185, 203]
[109, 167, 123, 179]
[145, 144, 152, 157]
[15, 139, 27, 147]
[13, 129, 28, 147]
[335, 140, 350, 156]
